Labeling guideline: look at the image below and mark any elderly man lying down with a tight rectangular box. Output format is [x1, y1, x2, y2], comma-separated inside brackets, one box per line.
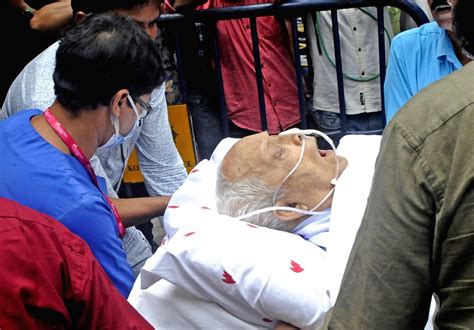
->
[128, 129, 387, 328]
[216, 130, 347, 240]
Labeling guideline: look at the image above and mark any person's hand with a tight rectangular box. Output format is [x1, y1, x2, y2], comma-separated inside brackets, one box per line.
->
[30, 1, 72, 33]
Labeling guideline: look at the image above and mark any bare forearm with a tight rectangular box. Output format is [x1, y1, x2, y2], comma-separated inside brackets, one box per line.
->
[8, 0, 32, 11]
[30, 2, 72, 33]
[173, 0, 207, 11]
[111, 196, 171, 228]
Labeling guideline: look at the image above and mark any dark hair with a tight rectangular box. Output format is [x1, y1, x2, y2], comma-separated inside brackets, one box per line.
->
[454, 0, 474, 56]
[71, 0, 153, 16]
[53, 13, 164, 113]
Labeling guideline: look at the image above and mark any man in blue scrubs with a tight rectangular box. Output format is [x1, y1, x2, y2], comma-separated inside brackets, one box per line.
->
[0, 13, 164, 297]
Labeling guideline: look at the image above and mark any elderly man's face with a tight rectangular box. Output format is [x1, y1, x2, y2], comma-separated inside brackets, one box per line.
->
[220, 132, 348, 212]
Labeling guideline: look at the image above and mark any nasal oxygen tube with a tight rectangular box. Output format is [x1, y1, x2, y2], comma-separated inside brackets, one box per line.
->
[235, 129, 339, 221]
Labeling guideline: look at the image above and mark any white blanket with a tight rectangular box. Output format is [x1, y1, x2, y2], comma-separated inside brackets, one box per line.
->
[326, 134, 381, 303]
[128, 276, 264, 329]
[129, 135, 382, 328]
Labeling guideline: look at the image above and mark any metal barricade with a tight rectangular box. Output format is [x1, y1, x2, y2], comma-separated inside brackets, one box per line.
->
[158, 0, 429, 142]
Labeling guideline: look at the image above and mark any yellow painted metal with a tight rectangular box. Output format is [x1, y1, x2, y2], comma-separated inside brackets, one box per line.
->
[122, 104, 197, 183]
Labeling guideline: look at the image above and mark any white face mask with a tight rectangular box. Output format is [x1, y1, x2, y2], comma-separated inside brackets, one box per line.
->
[101, 94, 140, 149]
[235, 128, 339, 221]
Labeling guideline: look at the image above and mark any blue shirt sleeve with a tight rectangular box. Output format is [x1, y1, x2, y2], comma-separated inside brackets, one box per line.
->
[384, 36, 414, 123]
[60, 195, 134, 298]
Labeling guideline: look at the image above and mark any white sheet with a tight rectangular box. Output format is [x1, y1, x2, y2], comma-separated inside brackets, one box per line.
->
[140, 197, 330, 328]
[326, 135, 381, 303]
[128, 276, 264, 329]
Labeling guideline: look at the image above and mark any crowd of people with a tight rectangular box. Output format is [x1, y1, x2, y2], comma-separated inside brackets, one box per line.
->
[0, 0, 472, 328]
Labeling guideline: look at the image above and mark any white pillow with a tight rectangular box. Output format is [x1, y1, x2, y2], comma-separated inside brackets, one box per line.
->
[142, 211, 330, 328]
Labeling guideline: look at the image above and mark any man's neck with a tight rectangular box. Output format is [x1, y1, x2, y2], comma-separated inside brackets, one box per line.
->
[31, 104, 101, 160]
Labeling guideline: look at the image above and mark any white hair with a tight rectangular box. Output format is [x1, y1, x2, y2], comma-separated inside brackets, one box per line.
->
[216, 166, 295, 232]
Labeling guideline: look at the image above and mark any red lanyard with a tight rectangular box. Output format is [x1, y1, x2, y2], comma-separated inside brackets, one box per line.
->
[44, 109, 125, 238]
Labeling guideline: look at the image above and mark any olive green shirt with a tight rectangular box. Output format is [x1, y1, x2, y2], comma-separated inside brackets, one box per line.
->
[329, 62, 474, 329]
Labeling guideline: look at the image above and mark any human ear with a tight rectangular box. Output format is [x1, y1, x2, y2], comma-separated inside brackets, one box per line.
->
[74, 11, 86, 25]
[272, 200, 308, 221]
[109, 89, 129, 117]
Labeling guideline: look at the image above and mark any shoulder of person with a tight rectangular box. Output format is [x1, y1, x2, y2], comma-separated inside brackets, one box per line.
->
[393, 21, 443, 44]
[390, 63, 474, 146]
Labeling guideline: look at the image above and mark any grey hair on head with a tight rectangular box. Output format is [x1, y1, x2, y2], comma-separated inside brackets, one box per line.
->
[216, 165, 294, 232]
